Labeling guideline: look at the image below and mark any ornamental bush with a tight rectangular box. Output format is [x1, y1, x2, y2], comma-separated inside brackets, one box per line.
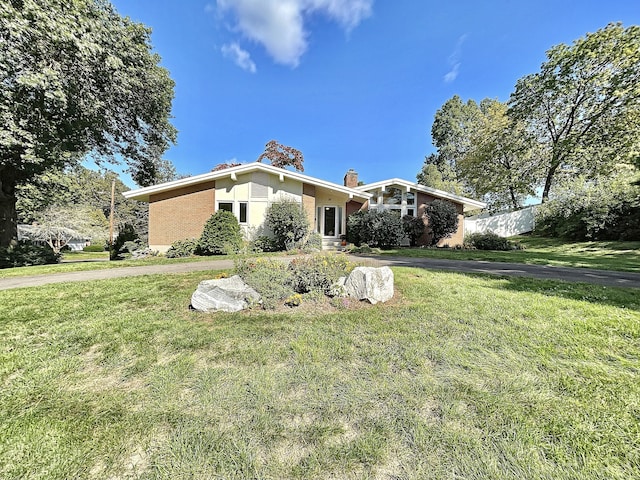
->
[465, 232, 515, 251]
[288, 253, 355, 294]
[402, 215, 425, 247]
[166, 238, 200, 258]
[425, 200, 459, 246]
[346, 210, 404, 249]
[199, 210, 243, 255]
[0, 241, 60, 269]
[234, 257, 294, 309]
[83, 244, 105, 252]
[264, 199, 310, 251]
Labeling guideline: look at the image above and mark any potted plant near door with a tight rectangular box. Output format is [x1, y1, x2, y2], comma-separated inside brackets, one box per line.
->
[340, 234, 347, 247]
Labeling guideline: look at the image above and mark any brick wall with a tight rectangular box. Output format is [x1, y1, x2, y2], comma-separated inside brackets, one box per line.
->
[302, 183, 316, 228]
[148, 181, 215, 250]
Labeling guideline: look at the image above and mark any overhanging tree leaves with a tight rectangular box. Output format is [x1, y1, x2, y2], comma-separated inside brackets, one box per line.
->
[0, 0, 177, 246]
[257, 140, 305, 172]
[509, 23, 640, 201]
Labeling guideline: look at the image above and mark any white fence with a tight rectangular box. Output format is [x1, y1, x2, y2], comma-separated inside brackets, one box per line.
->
[465, 205, 537, 237]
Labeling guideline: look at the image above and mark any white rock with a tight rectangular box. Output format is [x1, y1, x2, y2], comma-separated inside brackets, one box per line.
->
[190, 275, 260, 312]
[344, 266, 394, 304]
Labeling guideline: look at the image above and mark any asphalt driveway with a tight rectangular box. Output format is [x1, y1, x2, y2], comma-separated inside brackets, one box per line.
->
[1, 255, 639, 291]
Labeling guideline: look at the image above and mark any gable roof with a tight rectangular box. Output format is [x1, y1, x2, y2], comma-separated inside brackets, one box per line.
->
[356, 178, 486, 212]
[123, 162, 372, 202]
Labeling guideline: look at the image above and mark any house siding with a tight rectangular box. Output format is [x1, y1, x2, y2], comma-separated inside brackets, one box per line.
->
[302, 184, 316, 228]
[148, 181, 215, 251]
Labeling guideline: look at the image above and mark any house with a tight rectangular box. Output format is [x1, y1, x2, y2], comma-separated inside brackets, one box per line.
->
[123, 162, 485, 252]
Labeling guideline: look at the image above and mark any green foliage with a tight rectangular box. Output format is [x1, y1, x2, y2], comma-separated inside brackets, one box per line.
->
[110, 223, 138, 260]
[425, 200, 459, 246]
[288, 254, 355, 294]
[402, 215, 425, 247]
[264, 199, 310, 251]
[509, 23, 640, 200]
[464, 232, 518, 251]
[534, 172, 640, 241]
[234, 258, 294, 309]
[303, 232, 323, 251]
[199, 210, 243, 255]
[0, 241, 60, 269]
[249, 235, 279, 253]
[347, 210, 404, 249]
[0, 0, 176, 246]
[165, 238, 200, 258]
[83, 244, 105, 252]
[416, 153, 464, 195]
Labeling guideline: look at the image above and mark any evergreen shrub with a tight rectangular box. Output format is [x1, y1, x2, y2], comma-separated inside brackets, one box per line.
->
[199, 210, 243, 255]
[0, 241, 60, 268]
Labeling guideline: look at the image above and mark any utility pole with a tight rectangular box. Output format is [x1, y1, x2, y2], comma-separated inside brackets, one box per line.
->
[109, 179, 115, 259]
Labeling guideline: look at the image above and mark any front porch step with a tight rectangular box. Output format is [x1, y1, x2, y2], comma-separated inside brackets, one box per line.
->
[321, 239, 345, 251]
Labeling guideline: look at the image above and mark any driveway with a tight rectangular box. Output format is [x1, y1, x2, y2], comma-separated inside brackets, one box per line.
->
[0, 255, 639, 291]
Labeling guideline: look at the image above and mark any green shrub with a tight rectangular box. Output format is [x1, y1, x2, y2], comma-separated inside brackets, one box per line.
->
[465, 232, 514, 251]
[234, 258, 294, 309]
[83, 244, 105, 252]
[425, 200, 459, 246]
[250, 235, 279, 253]
[264, 199, 310, 251]
[288, 253, 355, 294]
[402, 215, 425, 246]
[346, 210, 404, 249]
[199, 210, 243, 255]
[110, 222, 138, 260]
[0, 241, 60, 269]
[303, 232, 323, 251]
[166, 238, 200, 258]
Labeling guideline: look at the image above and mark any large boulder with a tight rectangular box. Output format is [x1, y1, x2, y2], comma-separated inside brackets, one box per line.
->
[344, 266, 394, 304]
[190, 275, 260, 312]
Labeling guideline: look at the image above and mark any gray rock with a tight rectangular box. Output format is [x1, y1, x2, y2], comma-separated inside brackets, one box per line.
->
[344, 266, 394, 304]
[190, 275, 261, 312]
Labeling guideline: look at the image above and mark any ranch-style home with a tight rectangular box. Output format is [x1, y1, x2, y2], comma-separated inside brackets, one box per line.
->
[123, 162, 486, 252]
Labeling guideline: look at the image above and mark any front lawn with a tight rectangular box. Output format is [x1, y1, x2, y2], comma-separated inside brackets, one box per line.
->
[1, 268, 638, 479]
[381, 236, 640, 273]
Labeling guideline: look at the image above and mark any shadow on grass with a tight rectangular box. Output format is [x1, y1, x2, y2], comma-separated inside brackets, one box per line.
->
[485, 274, 640, 312]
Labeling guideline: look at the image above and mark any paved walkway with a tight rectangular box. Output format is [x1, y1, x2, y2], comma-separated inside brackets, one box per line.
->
[0, 255, 639, 291]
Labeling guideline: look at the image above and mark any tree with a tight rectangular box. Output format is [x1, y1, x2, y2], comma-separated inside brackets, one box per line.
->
[416, 154, 464, 195]
[27, 204, 109, 253]
[509, 23, 640, 201]
[457, 99, 539, 211]
[257, 141, 305, 172]
[425, 200, 459, 246]
[0, 0, 176, 246]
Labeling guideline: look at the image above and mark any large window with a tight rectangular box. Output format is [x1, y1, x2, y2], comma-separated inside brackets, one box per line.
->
[371, 186, 416, 217]
[218, 202, 233, 213]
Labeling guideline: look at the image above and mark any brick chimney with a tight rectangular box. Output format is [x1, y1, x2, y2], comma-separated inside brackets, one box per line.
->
[344, 169, 358, 188]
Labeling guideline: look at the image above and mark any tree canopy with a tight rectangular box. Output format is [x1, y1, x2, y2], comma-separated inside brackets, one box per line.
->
[509, 23, 640, 200]
[257, 140, 305, 172]
[0, 0, 176, 246]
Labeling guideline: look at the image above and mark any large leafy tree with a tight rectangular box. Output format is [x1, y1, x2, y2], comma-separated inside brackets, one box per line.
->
[0, 0, 176, 246]
[509, 23, 640, 201]
[257, 140, 305, 172]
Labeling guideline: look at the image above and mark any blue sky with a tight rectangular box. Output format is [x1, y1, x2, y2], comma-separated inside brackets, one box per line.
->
[110, 0, 639, 188]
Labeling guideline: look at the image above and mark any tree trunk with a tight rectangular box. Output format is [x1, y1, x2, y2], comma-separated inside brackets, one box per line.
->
[541, 157, 561, 203]
[0, 166, 18, 247]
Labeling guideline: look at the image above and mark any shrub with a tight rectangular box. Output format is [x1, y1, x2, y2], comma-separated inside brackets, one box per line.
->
[166, 238, 200, 258]
[264, 199, 310, 251]
[199, 210, 243, 255]
[346, 210, 404, 249]
[0, 241, 60, 269]
[83, 244, 105, 252]
[249, 235, 279, 253]
[303, 232, 323, 251]
[425, 200, 459, 246]
[110, 223, 138, 260]
[402, 215, 426, 247]
[465, 232, 514, 251]
[288, 253, 355, 294]
[235, 258, 294, 309]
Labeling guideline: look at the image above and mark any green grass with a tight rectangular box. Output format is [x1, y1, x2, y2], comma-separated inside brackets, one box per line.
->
[1, 268, 638, 479]
[381, 236, 640, 273]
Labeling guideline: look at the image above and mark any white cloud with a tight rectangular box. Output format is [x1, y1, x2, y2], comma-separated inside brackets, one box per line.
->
[215, 0, 373, 67]
[221, 42, 257, 73]
[444, 34, 467, 83]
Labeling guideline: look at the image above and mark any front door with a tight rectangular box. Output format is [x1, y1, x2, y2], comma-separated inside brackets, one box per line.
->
[323, 206, 337, 237]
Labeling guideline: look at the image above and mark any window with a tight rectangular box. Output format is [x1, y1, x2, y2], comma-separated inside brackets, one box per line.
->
[218, 202, 233, 213]
[382, 187, 403, 205]
[407, 191, 415, 205]
[406, 208, 415, 217]
[239, 202, 248, 223]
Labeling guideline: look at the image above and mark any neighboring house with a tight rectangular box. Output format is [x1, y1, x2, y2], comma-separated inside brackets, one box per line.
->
[17, 224, 91, 251]
[123, 162, 486, 252]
